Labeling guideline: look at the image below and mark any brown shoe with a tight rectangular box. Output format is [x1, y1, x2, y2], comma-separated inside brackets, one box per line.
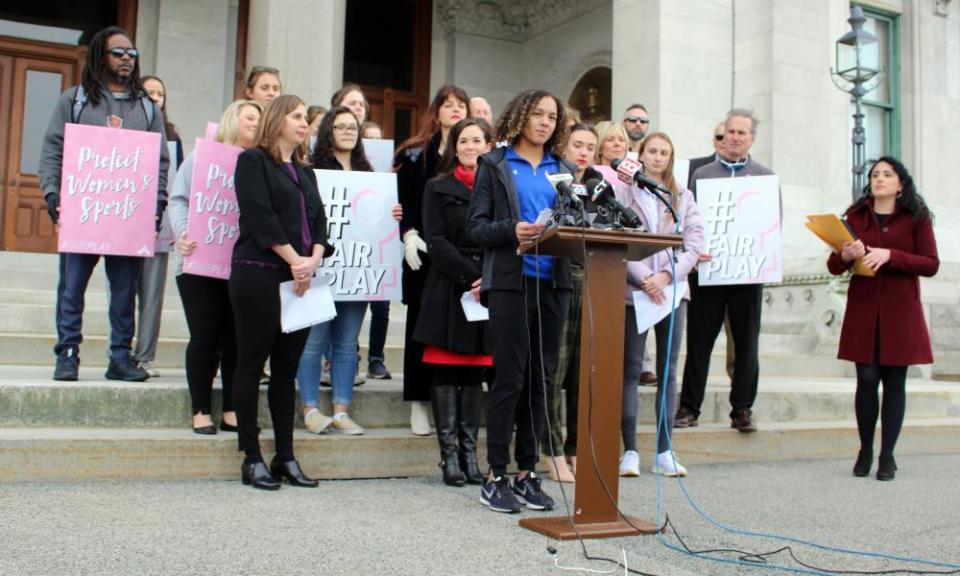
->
[639, 371, 658, 386]
[731, 408, 757, 433]
[674, 406, 698, 428]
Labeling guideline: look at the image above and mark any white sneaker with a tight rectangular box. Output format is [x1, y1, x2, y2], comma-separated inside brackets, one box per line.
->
[303, 408, 333, 434]
[138, 361, 160, 378]
[354, 371, 366, 385]
[619, 450, 640, 477]
[410, 401, 432, 436]
[652, 450, 688, 477]
[330, 413, 365, 435]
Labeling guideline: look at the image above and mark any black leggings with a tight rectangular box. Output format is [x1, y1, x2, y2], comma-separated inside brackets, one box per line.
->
[176, 273, 236, 416]
[854, 362, 907, 457]
[229, 264, 310, 464]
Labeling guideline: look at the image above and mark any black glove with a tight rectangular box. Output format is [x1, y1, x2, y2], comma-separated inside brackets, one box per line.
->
[155, 199, 168, 233]
[45, 193, 60, 224]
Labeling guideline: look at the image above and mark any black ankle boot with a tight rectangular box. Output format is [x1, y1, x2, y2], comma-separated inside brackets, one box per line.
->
[458, 385, 485, 485]
[853, 449, 872, 477]
[432, 385, 465, 486]
[877, 454, 897, 481]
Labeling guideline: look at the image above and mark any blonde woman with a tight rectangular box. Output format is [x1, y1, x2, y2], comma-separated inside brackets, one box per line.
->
[169, 99, 262, 435]
[593, 120, 629, 167]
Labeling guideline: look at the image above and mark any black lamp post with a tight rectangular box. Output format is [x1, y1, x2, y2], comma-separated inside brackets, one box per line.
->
[832, 5, 881, 202]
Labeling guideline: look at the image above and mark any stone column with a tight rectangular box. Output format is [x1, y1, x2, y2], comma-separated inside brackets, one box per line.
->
[612, 0, 733, 159]
[149, 0, 231, 154]
[246, 0, 346, 107]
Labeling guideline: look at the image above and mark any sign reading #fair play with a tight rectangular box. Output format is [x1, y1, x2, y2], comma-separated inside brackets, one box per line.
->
[315, 169, 402, 301]
[697, 174, 782, 286]
[182, 138, 243, 279]
[58, 124, 160, 257]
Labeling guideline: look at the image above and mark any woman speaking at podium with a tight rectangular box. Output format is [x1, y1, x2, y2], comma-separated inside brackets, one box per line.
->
[467, 89, 573, 514]
[827, 157, 938, 482]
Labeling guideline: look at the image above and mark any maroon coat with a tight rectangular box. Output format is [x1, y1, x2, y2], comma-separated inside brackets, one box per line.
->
[827, 199, 939, 366]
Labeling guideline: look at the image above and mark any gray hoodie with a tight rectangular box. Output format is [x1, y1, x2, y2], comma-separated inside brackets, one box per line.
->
[38, 85, 170, 206]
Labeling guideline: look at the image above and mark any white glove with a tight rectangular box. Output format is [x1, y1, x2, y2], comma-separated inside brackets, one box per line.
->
[403, 229, 428, 271]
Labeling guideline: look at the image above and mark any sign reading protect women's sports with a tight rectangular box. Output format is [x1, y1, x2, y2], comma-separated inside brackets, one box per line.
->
[182, 138, 243, 279]
[315, 169, 402, 301]
[696, 175, 782, 285]
[57, 124, 160, 257]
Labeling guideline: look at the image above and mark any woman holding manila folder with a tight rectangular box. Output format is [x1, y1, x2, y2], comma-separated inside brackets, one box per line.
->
[827, 156, 938, 482]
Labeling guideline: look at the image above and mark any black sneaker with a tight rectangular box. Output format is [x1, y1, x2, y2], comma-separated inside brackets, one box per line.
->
[367, 359, 392, 380]
[513, 472, 554, 511]
[105, 355, 149, 382]
[480, 476, 522, 513]
[53, 349, 79, 381]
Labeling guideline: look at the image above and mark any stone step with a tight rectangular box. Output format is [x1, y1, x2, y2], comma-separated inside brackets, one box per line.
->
[0, 330, 845, 378]
[1, 418, 958, 482]
[1, 366, 957, 428]
[0, 301, 409, 344]
[0, 333, 408, 371]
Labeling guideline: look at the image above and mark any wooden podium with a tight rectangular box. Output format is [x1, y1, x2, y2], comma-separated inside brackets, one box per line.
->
[518, 226, 683, 540]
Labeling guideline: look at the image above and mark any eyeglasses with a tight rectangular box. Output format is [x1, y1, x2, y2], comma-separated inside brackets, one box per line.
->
[108, 47, 139, 59]
[333, 124, 358, 134]
[624, 116, 650, 124]
[714, 134, 725, 142]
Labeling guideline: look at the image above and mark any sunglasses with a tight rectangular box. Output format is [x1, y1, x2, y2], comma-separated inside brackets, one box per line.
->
[714, 134, 725, 141]
[624, 116, 650, 124]
[108, 47, 139, 59]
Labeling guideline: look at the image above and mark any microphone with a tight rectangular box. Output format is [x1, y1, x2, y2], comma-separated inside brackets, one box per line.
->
[609, 158, 680, 226]
[610, 158, 671, 195]
[546, 173, 582, 206]
[583, 178, 643, 229]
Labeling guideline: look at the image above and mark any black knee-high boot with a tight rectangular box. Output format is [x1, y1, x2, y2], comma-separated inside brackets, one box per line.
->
[458, 385, 485, 484]
[432, 385, 465, 486]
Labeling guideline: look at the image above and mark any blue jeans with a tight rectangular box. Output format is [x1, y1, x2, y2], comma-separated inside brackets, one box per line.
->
[297, 301, 368, 407]
[55, 252, 141, 361]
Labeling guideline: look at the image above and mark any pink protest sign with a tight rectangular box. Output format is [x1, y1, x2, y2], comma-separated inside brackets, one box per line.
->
[58, 124, 160, 256]
[182, 138, 242, 279]
[205, 122, 219, 140]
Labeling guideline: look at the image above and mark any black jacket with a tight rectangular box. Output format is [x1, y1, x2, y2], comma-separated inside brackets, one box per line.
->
[231, 147, 334, 273]
[394, 132, 442, 302]
[466, 146, 575, 296]
[413, 174, 487, 354]
[686, 154, 716, 192]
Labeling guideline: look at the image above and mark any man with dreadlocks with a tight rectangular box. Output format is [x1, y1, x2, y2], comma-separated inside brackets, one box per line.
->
[467, 89, 573, 514]
[39, 26, 170, 382]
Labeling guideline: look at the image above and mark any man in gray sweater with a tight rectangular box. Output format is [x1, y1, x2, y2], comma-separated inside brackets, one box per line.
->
[676, 109, 775, 432]
[39, 25, 169, 382]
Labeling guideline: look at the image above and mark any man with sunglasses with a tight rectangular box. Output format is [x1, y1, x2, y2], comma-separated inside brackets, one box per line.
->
[39, 25, 170, 382]
[623, 103, 651, 155]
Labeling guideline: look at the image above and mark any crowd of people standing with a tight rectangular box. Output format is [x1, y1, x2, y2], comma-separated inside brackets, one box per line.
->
[38, 26, 939, 503]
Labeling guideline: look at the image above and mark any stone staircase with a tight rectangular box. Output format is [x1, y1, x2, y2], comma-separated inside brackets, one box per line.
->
[1, 251, 958, 482]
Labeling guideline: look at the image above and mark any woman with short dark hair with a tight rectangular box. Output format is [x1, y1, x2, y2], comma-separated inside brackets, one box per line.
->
[414, 117, 493, 486]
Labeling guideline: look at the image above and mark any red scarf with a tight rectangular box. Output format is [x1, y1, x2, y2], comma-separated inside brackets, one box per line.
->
[454, 164, 476, 189]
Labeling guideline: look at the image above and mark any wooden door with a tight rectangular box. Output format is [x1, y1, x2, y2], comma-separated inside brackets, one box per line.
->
[0, 39, 82, 252]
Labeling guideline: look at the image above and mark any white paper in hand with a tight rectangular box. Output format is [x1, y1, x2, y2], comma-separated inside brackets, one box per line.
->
[632, 281, 688, 334]
[460, 291, 489, 322]
[279, 279, 338, 333]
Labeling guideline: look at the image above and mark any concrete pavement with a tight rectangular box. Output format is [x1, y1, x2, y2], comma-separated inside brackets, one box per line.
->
[2, 454, 959, 575]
